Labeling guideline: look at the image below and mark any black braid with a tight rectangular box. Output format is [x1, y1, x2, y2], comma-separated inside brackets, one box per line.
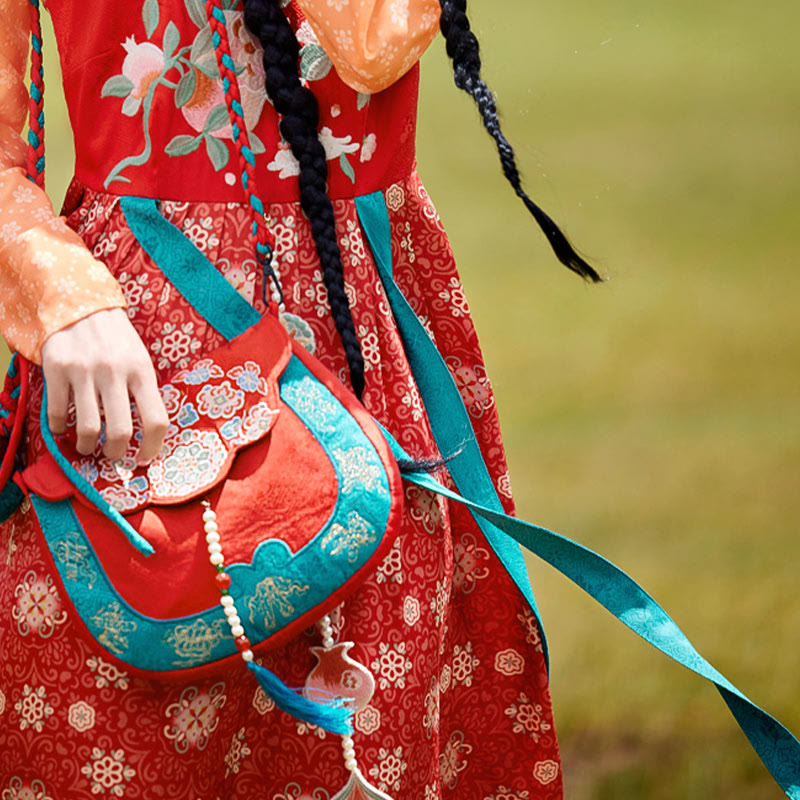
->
[438, 0, 602, 283]
[241, 0, 366, 397]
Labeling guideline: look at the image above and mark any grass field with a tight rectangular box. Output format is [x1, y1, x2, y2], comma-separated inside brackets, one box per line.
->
[5, 2, 800, 796]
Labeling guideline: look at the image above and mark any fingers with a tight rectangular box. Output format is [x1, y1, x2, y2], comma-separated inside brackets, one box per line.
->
[44, 362, 70, 435]
[128, 366, 169, 463]
[72, 374, 102, 456]
[99, 377, 134, 461]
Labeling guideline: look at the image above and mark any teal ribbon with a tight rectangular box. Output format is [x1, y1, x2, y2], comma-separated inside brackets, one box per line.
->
[355, 191, 548, 664]
[357, 190, 800, 797]
[377, 423, 800, 798]
[120, 196, 261, 341]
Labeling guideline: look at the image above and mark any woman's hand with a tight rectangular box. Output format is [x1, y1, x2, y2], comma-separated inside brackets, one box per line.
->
[41, 308, 169, 462]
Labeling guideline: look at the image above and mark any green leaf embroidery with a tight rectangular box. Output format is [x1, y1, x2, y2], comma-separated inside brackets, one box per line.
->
[122, 95, 142, 117]
[142, 0, 159, 39]
[165, 134, 202, 156]
[204, 104, 229, 134]
[205, 135, 230, 171]
[248, 131, 266, 155]
[174, 69, 197, 108]
[299, 44, 332, 83]
[184, 0, 207, 29]
[190, 26, 213, 63]
[101, 75, 134, 98]
[339, 152, 355, 184]
[357, 92, 370, 111]
[162, 21, 180, 58]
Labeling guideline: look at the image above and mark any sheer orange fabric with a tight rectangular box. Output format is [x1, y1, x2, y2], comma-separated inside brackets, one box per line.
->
[0, 0, 127, 363]
[296, 0, 441, 94]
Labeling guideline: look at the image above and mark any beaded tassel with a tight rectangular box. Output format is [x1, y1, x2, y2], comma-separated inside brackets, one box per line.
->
[310, 615, 394, 799]
[203, 501, 353, 734]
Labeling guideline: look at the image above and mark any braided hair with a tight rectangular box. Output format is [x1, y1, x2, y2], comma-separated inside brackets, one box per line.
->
[438, 0, 601, 282]
[241, 0, 366, 397]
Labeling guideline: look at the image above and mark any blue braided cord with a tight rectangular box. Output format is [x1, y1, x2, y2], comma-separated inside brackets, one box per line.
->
[242, 148, 256, 168]
[35, 156, 44, 174]
[222, 78, 230, 95]
[10, 386, 20, 400]
[8, 353, 18, 378]
[221, 53, 235, 72]
[27, 130, 40, 149]
[30, 84, 41, 103]
[0, 410, 9, 420]
[212, 32, 221, 48]
[211, 4, 225, 22]
[242, 172, 250, 190]
[231, 99, 244, 117]
[249, 194, 264, 214]
[232, 122, 240, 140]
[39, 381, 155, 557]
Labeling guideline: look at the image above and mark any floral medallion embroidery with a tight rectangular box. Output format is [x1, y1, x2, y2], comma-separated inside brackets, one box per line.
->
[12, 569, 68, 638]
[1, 777, 54, 800]
[370, 642, 412, 690]
[504, 693, 552, 743]
[451, 642, 479, 688]
[80, 748, 136, 796]
[67, 700, 96, 733]
[494, 648, 525, 677]
[332, 447, 387, 495]
[13, 685, 54, 733]
[402, 595, 420, 627]
[163, 683, 227, 752]
[532, 760, 560, 786]
[368, 746, 407, 795]
[248, 576, 310, 631]
[354, 704, 381, 736]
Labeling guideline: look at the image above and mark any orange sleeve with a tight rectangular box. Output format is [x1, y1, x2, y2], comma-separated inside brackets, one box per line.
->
[296, 0, 441, 94]
[0, 0, 126, 364]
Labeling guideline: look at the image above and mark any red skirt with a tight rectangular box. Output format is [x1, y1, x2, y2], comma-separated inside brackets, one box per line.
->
[0, 172, 562, 799]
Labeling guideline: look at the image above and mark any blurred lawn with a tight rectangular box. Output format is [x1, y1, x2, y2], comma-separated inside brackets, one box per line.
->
[5, 1, 799, 797]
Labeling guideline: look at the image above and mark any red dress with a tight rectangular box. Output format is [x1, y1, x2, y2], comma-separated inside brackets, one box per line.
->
[0, 2, 562, 797]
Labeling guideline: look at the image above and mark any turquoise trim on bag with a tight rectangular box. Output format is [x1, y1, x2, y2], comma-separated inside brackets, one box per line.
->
[354, 190, 549, 665]
[376, 426, 800, 797]
[31, 355, 392, 672]
[120, 196, 261, 341]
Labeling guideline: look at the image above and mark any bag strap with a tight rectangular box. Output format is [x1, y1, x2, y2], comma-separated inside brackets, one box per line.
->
[355, 191, 800, 797]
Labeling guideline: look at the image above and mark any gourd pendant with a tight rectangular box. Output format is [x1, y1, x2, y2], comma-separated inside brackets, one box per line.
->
[306, 615, 395, 800]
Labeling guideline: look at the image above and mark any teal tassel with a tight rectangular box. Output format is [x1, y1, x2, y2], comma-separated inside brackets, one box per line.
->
[247, 661, 353, 735]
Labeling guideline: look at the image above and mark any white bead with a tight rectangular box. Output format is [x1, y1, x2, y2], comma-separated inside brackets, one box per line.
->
[207, 542, 222, 556]
[204, 520, 219, 533]
[345, 757, 357, 771]
[202, 509, 217, 522]
[343, 748, 355, 761]
[341, 736, 354, 747]
[226, 615, 241, 628]
[278, 304, 286, 313]
[241, 649, 254, 663]
[223, 605, 238, 618]
[323, 637, 334, 649]
[220, 595, 235, 608]
[209, 552, 224, 566]
[205, 532, 220, 546]
[230, 624, 245, 638]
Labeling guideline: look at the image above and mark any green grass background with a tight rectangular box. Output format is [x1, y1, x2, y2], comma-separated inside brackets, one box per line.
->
[4, 1, 799, 796]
